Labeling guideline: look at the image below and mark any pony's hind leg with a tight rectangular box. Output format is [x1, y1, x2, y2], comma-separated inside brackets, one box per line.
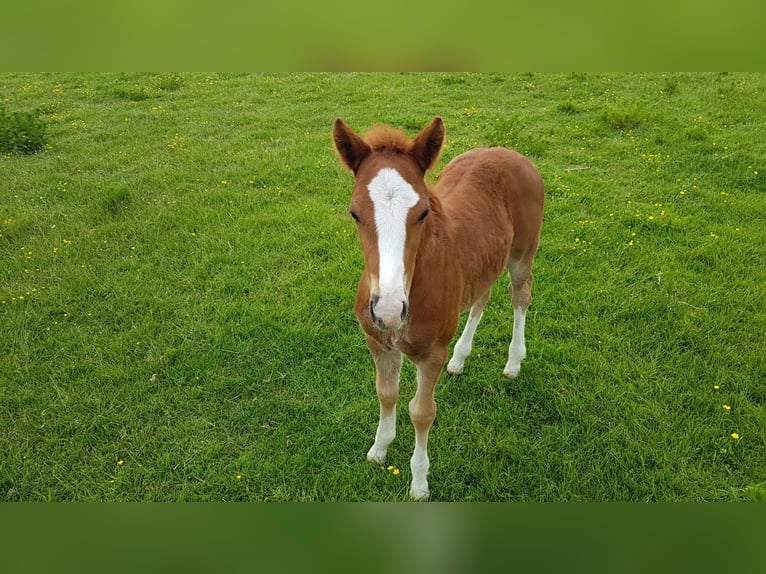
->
[366, 343, 402, 464]
[504, 260, 533, 378]
[447, 290, 491, 375]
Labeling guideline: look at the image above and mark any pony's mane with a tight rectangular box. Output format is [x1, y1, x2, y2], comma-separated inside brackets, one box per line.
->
[362, 124, 414, 153]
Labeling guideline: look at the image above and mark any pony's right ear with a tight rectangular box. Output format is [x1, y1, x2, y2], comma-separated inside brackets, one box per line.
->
[333, 118, 371, 174]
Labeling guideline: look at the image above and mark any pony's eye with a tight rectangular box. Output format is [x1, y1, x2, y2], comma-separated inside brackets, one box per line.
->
[349, 210, 360, 223]
[418, 208, 430, 222]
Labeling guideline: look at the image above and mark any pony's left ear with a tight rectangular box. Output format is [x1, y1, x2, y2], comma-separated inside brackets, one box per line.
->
[411, 116, 445, 172]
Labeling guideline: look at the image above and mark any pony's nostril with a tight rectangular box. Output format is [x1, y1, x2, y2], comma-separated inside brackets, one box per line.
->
[401, 300, 409, 321]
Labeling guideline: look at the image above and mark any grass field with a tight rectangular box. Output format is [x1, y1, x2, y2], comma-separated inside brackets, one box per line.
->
[1, 72, 764, 501]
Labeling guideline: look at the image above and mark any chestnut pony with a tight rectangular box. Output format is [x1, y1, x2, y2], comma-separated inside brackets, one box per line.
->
[333, 117, 544, 500]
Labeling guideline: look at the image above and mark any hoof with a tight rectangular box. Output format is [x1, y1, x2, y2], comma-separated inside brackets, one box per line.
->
[409, 486, 430, 501]
[503, 363, 521, 378]
[446, 359, 464, 375]
[366, 447, 387, 465]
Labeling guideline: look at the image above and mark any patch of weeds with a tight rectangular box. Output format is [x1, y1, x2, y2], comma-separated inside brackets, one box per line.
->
[520, 139, 549, 158]
[685, 127, 708, 142]
[439, 74, 468, 86]
[113, 86, 151, 102]
[485, 116, 518, 147]
[153, 74, 185, 92]
[601, 107, 642, 132]
[661, 76, 679, 96]
[745, 483, 766, 502]
[0, 107, 47, 154]
[112, 74, 184, 102]
[102, 185, 131, 216]
[401, 117, 429, 131]
[557, 101, 580, 115]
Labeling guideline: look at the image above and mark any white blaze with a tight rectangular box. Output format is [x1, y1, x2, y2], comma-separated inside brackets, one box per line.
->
[367, 168, 418, 322]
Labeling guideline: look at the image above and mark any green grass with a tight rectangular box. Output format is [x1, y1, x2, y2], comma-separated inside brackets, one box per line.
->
[1, 72, 764, 501]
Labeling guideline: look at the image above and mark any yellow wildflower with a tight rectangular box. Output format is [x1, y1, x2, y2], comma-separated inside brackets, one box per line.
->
[731, 433, 740, 440]
[723, 405, 731, 411]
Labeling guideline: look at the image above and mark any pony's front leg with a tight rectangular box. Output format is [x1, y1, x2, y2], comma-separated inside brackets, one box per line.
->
[408, 349, 447, 500]
[366, 345, 402, 465]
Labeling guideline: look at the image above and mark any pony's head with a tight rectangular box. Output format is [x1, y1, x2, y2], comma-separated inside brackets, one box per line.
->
[334, 117, 445, 331]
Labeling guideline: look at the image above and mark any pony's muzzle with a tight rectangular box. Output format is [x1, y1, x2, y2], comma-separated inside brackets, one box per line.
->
[370, 294, 408, 330]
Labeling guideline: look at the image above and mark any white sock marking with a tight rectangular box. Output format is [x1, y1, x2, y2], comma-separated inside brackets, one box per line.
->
[447, 312, 483, 374]
[410, 444, 430, 500]
[367, 410, 396, 464]
[504, 306, 527, 378]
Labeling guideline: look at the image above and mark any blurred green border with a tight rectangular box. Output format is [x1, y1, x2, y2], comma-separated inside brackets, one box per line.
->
[1, 504, 764, 572]
[2, 1, 764, 70]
